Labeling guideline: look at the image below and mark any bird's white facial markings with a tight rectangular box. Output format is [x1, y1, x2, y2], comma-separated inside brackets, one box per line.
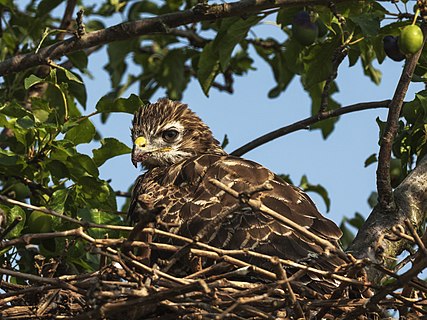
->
[133, 120, 193, 167]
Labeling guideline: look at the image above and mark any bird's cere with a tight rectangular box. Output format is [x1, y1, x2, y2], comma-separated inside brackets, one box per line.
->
[135, 136, 147, 147]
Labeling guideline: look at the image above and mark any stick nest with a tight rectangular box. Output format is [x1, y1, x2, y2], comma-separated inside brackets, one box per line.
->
[1, 218, 427, 320]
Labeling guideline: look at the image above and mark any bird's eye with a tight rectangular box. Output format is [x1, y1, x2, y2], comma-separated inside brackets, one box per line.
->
[161, 129, 179, 142]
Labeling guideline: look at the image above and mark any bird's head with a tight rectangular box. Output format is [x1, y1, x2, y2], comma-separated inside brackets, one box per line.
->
[131, 98, 225, 169]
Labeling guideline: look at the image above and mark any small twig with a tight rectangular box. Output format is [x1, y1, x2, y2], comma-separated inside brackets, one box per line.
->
[271, 256, 305, 319]
[404, 219, 427, 257]
[0, 195, 132, 232]
[135, 229, 369, 286]
[319, 45, 348, 113]
[75, 8, 85, 38]
[115, 190, 131, 197]
[0, 268, 85, 294]
[58, 0, 78, 40]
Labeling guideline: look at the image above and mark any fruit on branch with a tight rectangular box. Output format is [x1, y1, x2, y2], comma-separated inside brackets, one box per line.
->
[10, 183, 31, 200]
[27, 210, 53, 233]
[383, 35, 405, 62]
[292, 11, 319, 46]
[398, 24, 424, 54]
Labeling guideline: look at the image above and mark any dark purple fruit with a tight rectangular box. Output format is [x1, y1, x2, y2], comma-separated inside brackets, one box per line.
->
[383, 35, 405, 62]
[292, 11, 318, 46]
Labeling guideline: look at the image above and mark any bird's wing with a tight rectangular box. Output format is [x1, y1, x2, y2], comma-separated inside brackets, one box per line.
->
[129, 154, 343, 265]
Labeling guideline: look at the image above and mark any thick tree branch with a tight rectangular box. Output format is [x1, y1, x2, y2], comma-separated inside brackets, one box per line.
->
[349, 155, 427, 283]
[0, 0, 349, 76]
[376, 25, 427, 214]
[231, 100, 390, 157]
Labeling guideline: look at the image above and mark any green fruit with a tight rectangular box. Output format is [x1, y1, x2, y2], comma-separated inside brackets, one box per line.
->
[11, 183, 31, 200]
[399, 25, 424, 54]
[27, 210, 53, 233]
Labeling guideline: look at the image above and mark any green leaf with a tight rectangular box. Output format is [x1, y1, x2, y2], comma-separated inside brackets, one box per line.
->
[69, 154, 99, 178]
[46, 160, 70, 181]
[0, 0, 14, 9]
[55, 64, 83, 84]
[364, 153, 377, 167]
[24, 74, 44, 89]
[221, 134, 229, 149]
[0, 149, 21, 166]
[302, 39, 339, 89]
[36, 0, 62, 16]
[31, 98, 51, 123]
[16, 116, 35, 129]
[349, 12, 382, 36]
[214, 16, 261, 70]
[64, 118, 96, 145]
[254, 41, 297, 98]
[299, 175, 331, 212]
[49, 189, 69, 213]
[157, 49, 189, 100]
[66, 51, 88, 72]
[367, 191, 378, 208]
[348, 212, 365, 229]
[77, 208, 122, 239]
[359, 41, 382, 85]
[96, 94, 143, 114]
[92, 138, 131, 167]
[308, 81, 340, 139]
[105, 39, 137, 87]
[0, 101, 32, 118]
[339, 220, 354, 250]
[5, 206, 26, 238]
[197, 42, 221, 96]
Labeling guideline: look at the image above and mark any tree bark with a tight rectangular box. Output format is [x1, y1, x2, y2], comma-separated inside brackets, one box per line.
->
[349, 155, 427, 283]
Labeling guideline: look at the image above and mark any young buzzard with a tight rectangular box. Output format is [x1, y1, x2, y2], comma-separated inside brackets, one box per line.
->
[128, 98, 345, 282]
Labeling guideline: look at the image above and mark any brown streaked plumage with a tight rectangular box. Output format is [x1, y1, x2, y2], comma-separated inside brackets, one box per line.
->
[128, 98, 345, 290]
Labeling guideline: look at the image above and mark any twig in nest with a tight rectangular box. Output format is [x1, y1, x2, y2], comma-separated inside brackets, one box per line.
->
[271, 256, 305, 319]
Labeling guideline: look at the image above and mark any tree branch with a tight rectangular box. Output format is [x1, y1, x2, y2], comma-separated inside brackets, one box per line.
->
[376, 25, 427, 214]
[349, 155, 427, 283]
[231, 100, 390, 157]
[0, 0, 349, 76]
[319, 45, 348, 113]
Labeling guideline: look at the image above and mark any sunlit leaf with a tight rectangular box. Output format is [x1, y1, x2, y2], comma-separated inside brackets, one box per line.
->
[96, 94, 143, 114]
[92, 138, 131, 167]
[64, 118, 96, 145]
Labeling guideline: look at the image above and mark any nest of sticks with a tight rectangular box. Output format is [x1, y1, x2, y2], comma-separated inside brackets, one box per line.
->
[0, 220, 426, 320]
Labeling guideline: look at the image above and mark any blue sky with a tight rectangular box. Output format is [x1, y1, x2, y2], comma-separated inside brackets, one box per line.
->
[74, 5, 424, 230]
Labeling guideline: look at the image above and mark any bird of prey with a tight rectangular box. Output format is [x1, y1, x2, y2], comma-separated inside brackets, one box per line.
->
[128, 98, 345, 287]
